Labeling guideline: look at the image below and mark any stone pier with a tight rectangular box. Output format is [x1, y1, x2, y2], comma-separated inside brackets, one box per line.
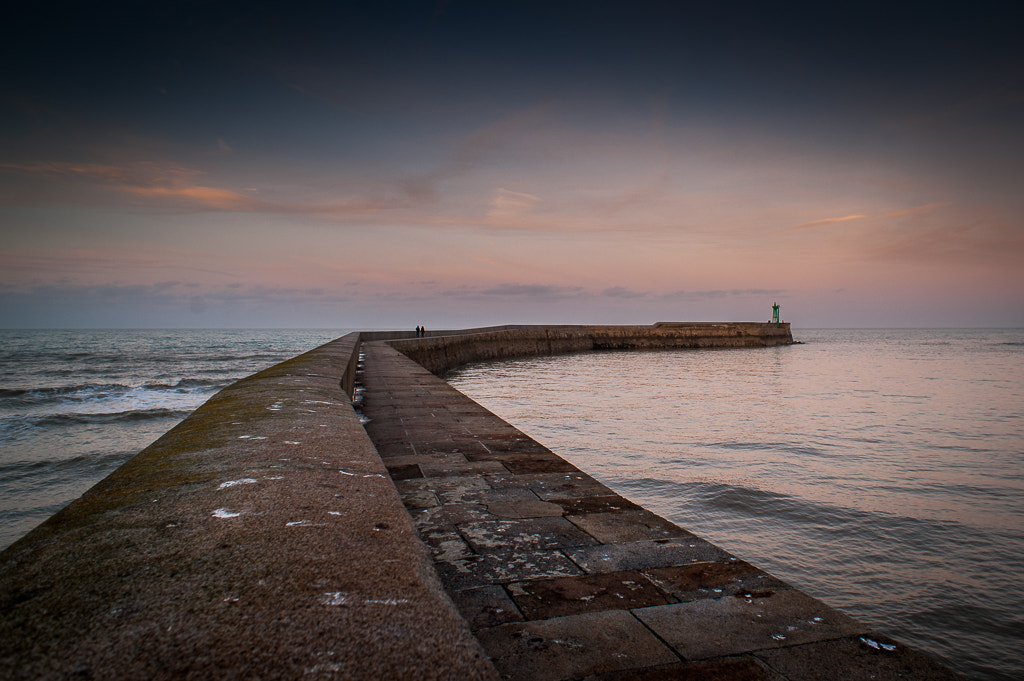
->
[0, 324, 964, 680]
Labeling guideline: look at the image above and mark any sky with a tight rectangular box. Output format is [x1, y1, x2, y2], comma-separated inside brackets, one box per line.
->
[1, 1, 1022, 328]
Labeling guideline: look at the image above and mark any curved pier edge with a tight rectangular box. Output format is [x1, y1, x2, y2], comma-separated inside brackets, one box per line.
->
[0, 332, 497, 680]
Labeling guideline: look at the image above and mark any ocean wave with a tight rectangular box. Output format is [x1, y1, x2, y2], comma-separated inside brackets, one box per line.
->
[0, 379, 227, 407]
[0, 449, 135, 482]
[0, 408, 192, 440]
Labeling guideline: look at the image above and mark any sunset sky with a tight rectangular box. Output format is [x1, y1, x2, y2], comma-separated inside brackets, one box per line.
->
[1, 1, 1021, 328]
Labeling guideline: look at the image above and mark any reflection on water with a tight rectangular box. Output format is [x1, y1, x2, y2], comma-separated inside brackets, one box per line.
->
[447, 329, 1024, 681]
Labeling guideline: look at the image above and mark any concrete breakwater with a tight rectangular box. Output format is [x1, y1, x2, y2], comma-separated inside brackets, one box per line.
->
[0, 324, 962, 680]
[379, 322, 794, 376]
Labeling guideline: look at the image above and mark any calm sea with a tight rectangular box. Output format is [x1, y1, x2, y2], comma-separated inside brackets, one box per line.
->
[0, 329, 349, 551]
[446, 329, 1024, 681]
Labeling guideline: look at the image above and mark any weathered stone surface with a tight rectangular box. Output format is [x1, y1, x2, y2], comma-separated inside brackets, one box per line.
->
[420, 460, 510, 477]
[567, 538, 733, 573]
[501, 457, 581, 474]
[459, 517, 599, 554]
[634, 588, 866, 659]
[476, 610, 679, 681]
[410, 502, 494, 528]
[581, 657, 784, 681]
[451, 585, 525, 630]
[551, 495, 642, 514]
[487, 498, 565, 518]
[386, 463, 423, 479]
[567, 510, 691, 543]
[435, 550, 584, 589]
[507, 571, 671, 620]
[488, 472, 616, 500]
[752, 634, 967, 681]
[642, 561, 788, 602]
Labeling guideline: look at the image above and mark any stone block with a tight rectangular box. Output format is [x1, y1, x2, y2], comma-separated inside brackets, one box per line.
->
[459, 517, 599, 555]
[476, 610, 678, 681]
[488, 472, 616, 500]
[550, 495, 642, 514]
[451, 585, 525, 630]
[566, 510, 690, 543]
[410, 502, 494, 529]
[435, 550, 584, 590]
[642, 561, 788, 603]
[385, 463, 422, 480]
[486, 499, 564, 519]
[507, 571, 670, 620]
[752, 634, 967, 681]
[420, 460, 511, 477]
[633, 588, 866, 660]
[567, 538, 733, 573]
[581, 657, 783, 681]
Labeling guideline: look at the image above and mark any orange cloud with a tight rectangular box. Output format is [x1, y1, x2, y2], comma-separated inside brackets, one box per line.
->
[788, 214, 868, 230]
[124, 185, 257, 210]
[880, 203, 947, 219]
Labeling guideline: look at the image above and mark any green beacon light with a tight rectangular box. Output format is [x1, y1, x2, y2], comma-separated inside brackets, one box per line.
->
[772, 302, 780, 324]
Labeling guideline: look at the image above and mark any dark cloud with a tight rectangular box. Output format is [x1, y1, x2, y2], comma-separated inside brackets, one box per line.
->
[602, 287, 648, 299]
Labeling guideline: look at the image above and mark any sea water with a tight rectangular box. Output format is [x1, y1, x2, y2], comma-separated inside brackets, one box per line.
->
[0, 329, 348, 551]
[446, 329, 1024, 681]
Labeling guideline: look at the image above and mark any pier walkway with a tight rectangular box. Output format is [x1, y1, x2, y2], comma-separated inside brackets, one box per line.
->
[359, 337, 963, 681]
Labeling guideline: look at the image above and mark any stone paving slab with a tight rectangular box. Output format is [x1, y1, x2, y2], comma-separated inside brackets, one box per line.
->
[459, 517, 600, 554]
[633, 588, 866, 659]
[476, 610, 680, 681]
[582, 657, 785, 681]
[751, 635, 967, 681]
[567, 509, 693, 543]
[566, 537, 734, 573]
[642, 561, 789, 602]
[507, 570, 671, 619]
[435, 550, 585, 589]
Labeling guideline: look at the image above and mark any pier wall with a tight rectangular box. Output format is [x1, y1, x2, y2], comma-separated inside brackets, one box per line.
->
[384, 322, 792, 376]
[0, 332, 496, 680]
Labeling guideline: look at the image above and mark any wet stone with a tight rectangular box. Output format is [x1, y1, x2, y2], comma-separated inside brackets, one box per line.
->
[501, 457, 580, 474]
[634, 588, 866, 660]
[456, 486, 540, 505]
[419, 525, 475, 563]
[643, 561, 789, 603]
[450, 585, 525, 630]
[459, 517, 600, 555]
[386, 463, 422, 480]
[479, 436, 552, 454]
[486, 499, 564, 519]
[410, 503, 494, 529]
[507, 570, 671, 620]
[400, 490, 439, 509]
[488, 472, 616, 500]
[567, 538, 733, 573]
[435, 550, 584, 589]
[414, 439, 491, 456]
[476, 610, 679, 681]
[420, 460, 510, 477]
[567, 510, 691, 543]
[551, 495, 643, 515]
[751, 634, 966, 681]
[581, 657, 783, 681]
[383, 452, 467, 467]
[395, 475, 490, 504]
